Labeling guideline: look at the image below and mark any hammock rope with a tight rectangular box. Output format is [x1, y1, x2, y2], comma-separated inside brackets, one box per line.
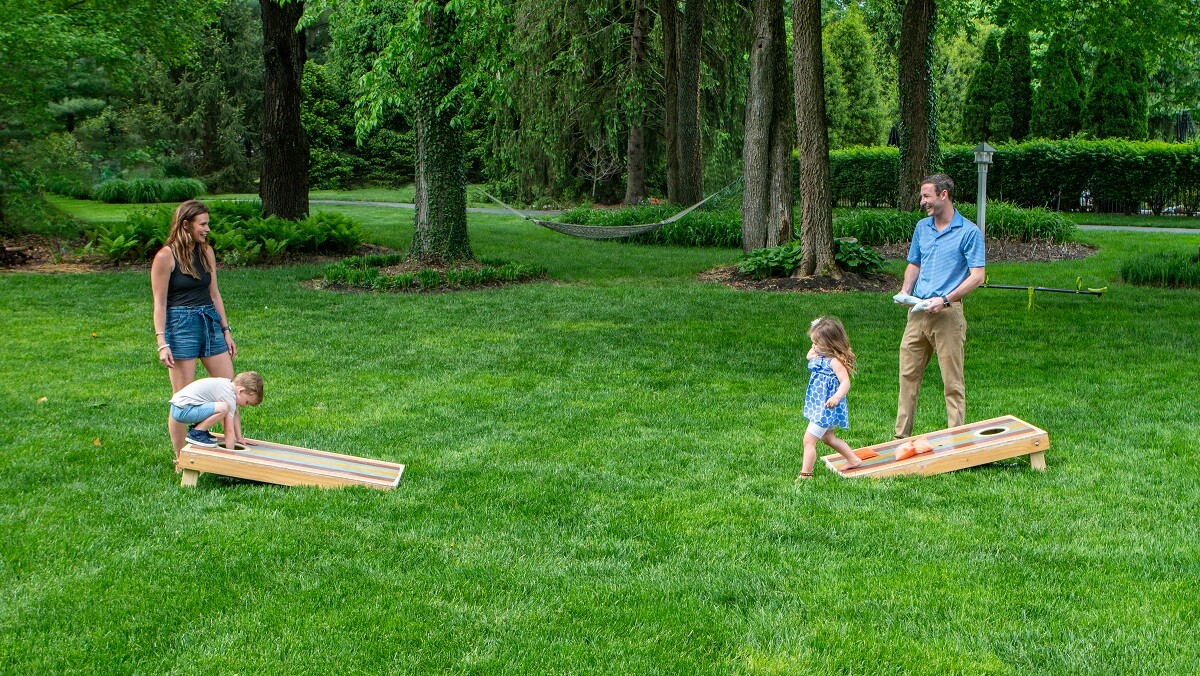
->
[475, 179, 741, 240]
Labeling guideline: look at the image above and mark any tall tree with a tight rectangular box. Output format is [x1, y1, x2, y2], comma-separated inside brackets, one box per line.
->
[354, 0, 509, 263]
[1083, 48, 1150, 140]
[792, 0, 837, 277]
[675, 0, 705, 205]
[897, 0, 938, 212]
[740, 0, 793, 251]
[260, 0, 309, 219]
[823, 9, 885, 148]
[958, 31, 997, 142]
[1000, 28, 1032, 140]
[624, 0, 653, 204]
[660, 0, 681, 202]
[989, 58, 1013, 141]
[1030, 32, 1083, 139]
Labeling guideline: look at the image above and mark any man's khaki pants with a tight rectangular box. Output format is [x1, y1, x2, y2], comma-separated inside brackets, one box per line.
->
[895, 302, 966, 438]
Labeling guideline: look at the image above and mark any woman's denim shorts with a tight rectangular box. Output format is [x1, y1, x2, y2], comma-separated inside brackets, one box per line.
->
[171, 402, 217, 425]
[165, 305, 228, 360]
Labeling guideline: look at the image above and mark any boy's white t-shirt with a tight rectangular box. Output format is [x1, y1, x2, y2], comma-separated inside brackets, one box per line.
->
[169, 377, 237, 415]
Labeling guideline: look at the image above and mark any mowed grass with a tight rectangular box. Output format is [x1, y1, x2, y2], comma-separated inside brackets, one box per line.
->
[2, 203, 1199, 672]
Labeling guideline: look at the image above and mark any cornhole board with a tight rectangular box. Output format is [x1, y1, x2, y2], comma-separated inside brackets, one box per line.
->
[822, 415, 1048, 478]
[176, 434, 404, 490]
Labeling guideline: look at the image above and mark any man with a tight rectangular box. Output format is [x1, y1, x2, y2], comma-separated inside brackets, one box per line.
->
[895, 173, 986, 439]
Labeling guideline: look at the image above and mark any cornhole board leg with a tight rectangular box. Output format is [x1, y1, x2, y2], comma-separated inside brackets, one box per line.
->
[176, 434, 404, 490]
[1029, 450, 1047, 471]
[822, 415, 1049, 478]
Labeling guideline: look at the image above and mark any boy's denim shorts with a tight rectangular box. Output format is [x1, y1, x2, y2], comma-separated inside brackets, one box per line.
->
[165, 305, 228, 360]
[170, 402, 217, 425]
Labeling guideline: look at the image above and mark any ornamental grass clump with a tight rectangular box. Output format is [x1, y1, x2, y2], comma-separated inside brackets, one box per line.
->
[1118, 248, 1200, 288]
[320, 254, 547, 292]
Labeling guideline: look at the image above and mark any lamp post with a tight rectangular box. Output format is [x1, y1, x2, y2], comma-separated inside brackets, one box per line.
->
[974, 142, 995, 240]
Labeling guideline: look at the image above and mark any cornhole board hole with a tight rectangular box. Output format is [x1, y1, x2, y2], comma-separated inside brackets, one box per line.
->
[822, 415, 1048, 478]
[176, 434, 404, 490]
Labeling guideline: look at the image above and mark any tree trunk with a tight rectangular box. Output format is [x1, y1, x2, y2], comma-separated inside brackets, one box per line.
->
[624, 1, 652, 205]
[897, 0, 938, 212]
[741, 0, 793, 252]
[792, 0, 837, 278]
[259, 0, 309, 220]
[676, 0, 705, 206]
[411, 5, 472, 265]
[660, 0, 680, 203]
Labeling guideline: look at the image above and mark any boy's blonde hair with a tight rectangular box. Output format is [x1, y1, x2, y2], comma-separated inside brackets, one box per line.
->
[233, 371, 264, 404]
[809, 316, 856, 375]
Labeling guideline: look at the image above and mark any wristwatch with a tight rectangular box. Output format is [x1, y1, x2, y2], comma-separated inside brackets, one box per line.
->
[942, 296, 952, 308]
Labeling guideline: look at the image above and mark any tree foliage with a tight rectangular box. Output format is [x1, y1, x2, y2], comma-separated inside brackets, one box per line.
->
[1083, 48, 1150, 140]
[1030, 32, 1082, 139]
[823, 9, 884, 149]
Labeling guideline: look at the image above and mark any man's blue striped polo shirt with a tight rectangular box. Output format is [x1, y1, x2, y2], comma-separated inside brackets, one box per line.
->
[906, 209, 986, 299]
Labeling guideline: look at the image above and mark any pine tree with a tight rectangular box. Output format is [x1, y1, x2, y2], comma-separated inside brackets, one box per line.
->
[1083, 48, 1149, 140]
[959, 32, 999, 142]
[1000, 30, 1032, 140]
[823, 10, 884, 148]
[989, 59, 1014, 141]
[1030, 32, 1083, 139]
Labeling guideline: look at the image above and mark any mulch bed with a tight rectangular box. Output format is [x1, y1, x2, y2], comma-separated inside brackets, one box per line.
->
[0, 234, 397, 273]
[702, 239, 1098, 293]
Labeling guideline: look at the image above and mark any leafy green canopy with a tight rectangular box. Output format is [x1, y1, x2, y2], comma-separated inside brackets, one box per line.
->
[0, 0, 221, 129]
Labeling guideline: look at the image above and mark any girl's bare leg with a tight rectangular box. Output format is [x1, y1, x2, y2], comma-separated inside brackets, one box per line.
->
[823, 430, 861, 469]
[798, 433, 820, 479]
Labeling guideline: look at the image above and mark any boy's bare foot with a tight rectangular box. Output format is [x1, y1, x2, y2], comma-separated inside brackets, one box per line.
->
[841, 458, 862, 471]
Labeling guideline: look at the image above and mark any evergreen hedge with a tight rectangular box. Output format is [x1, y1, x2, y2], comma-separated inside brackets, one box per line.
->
[826, 139, 1200, 214]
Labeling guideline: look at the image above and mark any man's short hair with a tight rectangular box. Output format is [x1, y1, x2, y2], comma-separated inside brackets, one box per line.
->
[921, 173, 954, 199]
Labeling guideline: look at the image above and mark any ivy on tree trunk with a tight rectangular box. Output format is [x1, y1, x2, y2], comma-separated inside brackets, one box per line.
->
[260, 0, 309, 220]
[411, 4, 472, 265]
[624, 1, 652, 205]
[660, 0, 681, 204]
[675, 0, 705, 206]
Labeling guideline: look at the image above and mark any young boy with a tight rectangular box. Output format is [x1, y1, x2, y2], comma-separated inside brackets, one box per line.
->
[169, 371, 264, 451]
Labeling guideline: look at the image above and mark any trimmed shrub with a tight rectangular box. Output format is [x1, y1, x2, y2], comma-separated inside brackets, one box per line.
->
[828, 139, 1200, 214]
[835, 203, 1076, 245]
[1118, 249, 1200, 288]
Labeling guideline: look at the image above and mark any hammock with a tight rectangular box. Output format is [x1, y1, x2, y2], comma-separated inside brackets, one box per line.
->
[476, 179, 740, 240]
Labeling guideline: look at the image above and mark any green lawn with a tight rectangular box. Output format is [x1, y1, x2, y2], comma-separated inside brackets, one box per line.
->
[1061, 211, 1200, 229]
[3, 204, 1199, 672]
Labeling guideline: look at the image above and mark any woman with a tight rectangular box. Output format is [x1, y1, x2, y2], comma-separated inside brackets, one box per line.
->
[151, 200, 237, 456]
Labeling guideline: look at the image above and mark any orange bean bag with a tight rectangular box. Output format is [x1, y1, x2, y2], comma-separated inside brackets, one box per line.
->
[894, 441, 917, 460]
[913, 437, 934, 454]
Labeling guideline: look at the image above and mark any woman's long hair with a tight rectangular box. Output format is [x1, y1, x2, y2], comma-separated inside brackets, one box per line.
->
[809, 316, 856, 375]
[165, 200, 212, 279]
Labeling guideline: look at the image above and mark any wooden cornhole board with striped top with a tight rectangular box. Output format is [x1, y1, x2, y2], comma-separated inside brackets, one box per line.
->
[177, 434, 404, 490]
[822, 415, 1049, 478]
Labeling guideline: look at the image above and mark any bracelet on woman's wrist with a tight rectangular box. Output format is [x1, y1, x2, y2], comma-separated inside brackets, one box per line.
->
[222, 325, 231, 333]
[157, 344, 171, 352]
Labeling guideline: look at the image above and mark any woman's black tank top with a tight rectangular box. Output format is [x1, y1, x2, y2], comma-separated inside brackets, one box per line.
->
[167, 248, 214, 307]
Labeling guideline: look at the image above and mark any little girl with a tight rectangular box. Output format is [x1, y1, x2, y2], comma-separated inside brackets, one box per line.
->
[797, 316, 862, 479]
